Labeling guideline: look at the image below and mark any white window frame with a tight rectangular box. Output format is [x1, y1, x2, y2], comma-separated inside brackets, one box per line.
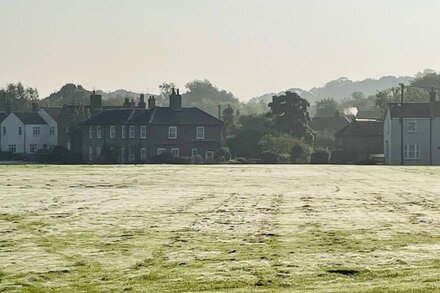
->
[129, 126, 135, 139]
[88, 146, 93, 161]
[89, 126, 93, 139]
[140, 148, 147, 161]
[96, 147, 102, 158]
[168, 126, 177, 139]
[121, 147, 125, 163]
[157, 148, 166, 155]
[407, 120, 417, 133]
[404, 144, 420, 160]
[33, 127, 40, 136]
[18, 127, 22, 135]
[140, 126, 147, 139]
[49, 127, 55, 135]
[171, 148, 179, 158]
[196, 126, 205, 140]
[122, 126, 126, 139]
[128, 148, 135, 162]
[96, 126, 102, 139]
[205, 151, 214, 159]
[30, 144, 37, 153]
[192, 148, 198, 157]
[8, 145, 16, 153]
[110, 126, 116, 139]
[2, 126, 5, 136]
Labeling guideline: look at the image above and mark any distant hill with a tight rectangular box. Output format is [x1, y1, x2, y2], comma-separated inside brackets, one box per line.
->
[249, 75, 415, 106]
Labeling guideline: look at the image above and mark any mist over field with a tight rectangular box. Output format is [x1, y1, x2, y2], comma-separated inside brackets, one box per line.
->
[0, 165, 439, 292]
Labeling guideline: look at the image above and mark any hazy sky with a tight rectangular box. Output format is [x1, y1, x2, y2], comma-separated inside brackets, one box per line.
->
[1, 0, 440, 100]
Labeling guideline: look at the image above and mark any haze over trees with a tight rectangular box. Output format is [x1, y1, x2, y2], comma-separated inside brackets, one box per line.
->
[0, 82, 39, 112]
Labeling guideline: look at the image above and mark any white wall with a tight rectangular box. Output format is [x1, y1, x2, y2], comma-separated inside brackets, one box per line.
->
[0, 114, 25, 153]
[24, 124, 50, 154]
[38, 108, 58, 147]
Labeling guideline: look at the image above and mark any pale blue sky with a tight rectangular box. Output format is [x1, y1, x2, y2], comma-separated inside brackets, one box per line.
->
[1, 0, 440, 100]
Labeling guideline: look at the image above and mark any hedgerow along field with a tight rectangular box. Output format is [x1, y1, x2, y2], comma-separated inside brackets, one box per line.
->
[0, 165, 439, 292]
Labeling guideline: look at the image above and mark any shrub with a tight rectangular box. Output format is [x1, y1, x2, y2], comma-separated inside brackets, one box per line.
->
[278, 153, 291, 164]
[261, 150, 278, 164]
[215, 148, 231, 162]
[291, 140, 312, 164]
[191, 154, 204, 164]
[311, 148, 330, 164]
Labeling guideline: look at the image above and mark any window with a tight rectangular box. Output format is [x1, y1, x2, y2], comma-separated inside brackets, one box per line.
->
[129, 126, 135, 139]
[110, 126, 116, 138]
[50, 145, 55, 151]
[96, 147, 102, 158]
[168, 126, 177, 139]
[88, 146, 93, 161]
[43, 144, 47, 150]
[66, 127, 69, 133]
[121, 147, 125, 163]
[140, 126, 147, 139]
[89, 126, 93, 139]
[2, 127, 5, 135]
[49, 127, 55, 135]
[33, 127, 40, 136]
[407, 121, 417, 133]
[140, 148, 147, 161]
[96, 126, 102, 139]
[128, 148, 135, 162]
[404, 144, 420, 160]
[18, 127, 22, 135]
[171, 148, 179, 158]
[122, 126, 126, 138]
[30, 144, 37, 153]
[8, 145, 16, 153]
[157, 148, 166, 155]
[67, 142, 71, 151]
[196, 126, 205, 140]
[192, 148, 198, 157]
[205, 151, 214, 159]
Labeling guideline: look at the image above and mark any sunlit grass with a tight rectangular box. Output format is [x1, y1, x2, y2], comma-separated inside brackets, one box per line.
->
[0, 165, 439, 292]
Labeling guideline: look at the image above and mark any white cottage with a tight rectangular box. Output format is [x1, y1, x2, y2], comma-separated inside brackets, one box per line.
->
[0, 112, 54, 154]
[384, 100, 440, 165]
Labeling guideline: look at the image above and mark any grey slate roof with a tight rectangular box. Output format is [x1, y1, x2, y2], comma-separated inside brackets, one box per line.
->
[41, 107, 63, 121]
[149, 107, 223, 126]
[82, 107, 224, 126]
[388, 103, 432, 118]
[335, 119, 383, 137]
[14, 112, 47, 125]
[81, 109, 151, 125]
[310, 116, 350, 132]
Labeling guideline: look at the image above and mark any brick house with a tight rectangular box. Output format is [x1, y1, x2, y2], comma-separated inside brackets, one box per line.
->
[81, 89, 224, 163]
[332, 119, 384, 163]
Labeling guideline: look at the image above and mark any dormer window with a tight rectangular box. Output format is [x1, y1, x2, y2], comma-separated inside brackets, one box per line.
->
[408, 121, 417, 133]
[168, 126, 177, 139]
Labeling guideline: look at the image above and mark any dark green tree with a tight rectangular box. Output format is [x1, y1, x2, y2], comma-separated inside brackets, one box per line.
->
[268, 91, 314, 141]
[315, 98, 338, 117]
[222, 104, 235, 134]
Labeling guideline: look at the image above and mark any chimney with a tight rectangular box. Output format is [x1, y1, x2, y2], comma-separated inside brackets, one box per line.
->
[170, 88, 182, 110]
[138, 94, 146, 109]
[123, 98, 130, 108]
[429, 88, 439, 117]
[90, 92, 102, 111]
[31, 102, 39, 112]
[148, 96, 156, 109]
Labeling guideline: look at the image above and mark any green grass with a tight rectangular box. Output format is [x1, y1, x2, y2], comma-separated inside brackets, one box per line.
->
[0, 165, 440, 292]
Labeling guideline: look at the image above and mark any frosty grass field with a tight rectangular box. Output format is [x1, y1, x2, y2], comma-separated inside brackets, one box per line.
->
[0, 165, 440, 292]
